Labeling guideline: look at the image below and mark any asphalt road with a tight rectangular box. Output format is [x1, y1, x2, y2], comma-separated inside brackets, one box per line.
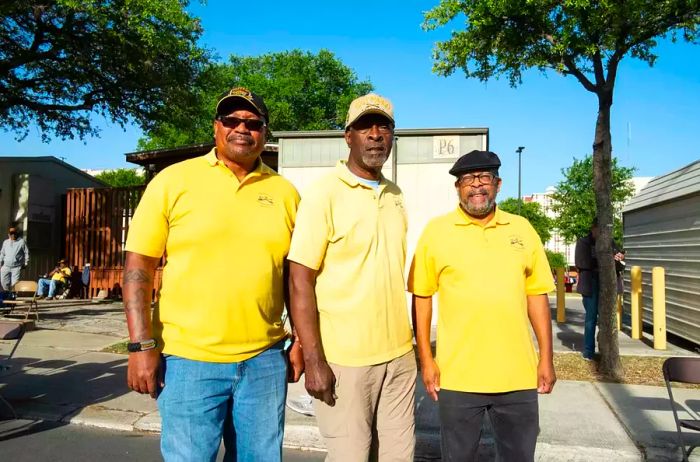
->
[0, 419, 326, 461]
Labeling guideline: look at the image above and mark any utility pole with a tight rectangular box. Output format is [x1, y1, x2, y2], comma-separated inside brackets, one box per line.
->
[516, 146, 525, 214]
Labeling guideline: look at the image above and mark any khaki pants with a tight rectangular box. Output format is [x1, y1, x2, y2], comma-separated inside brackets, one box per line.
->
[314, 350, 417, 462]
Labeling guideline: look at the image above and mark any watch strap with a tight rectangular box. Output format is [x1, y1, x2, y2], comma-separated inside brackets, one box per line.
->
[127, 338, 158, 352]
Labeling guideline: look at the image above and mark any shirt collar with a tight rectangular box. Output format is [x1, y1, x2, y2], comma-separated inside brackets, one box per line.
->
[453, 206, 510, 227]
[335, 160, 386, 189]
[205, 147, 274, 178]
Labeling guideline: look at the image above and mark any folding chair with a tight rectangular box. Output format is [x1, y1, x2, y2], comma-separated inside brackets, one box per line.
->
[663, 357, 700, 462]
[6, 280, 39, 321]
[0, 320, 26, 419]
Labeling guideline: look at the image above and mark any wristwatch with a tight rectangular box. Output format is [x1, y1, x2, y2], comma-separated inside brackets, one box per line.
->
[127, 338, 158, 352]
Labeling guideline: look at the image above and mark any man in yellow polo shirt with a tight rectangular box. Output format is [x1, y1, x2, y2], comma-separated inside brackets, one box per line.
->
[408, 150, 556, 462]
[123, 87, 302, 462]
[289, 94, 416, 461]
[36, 258, 70, 300]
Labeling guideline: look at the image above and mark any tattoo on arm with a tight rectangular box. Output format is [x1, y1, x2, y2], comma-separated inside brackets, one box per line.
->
[124, 269, 153, 284]
[124, 288, 149, 313]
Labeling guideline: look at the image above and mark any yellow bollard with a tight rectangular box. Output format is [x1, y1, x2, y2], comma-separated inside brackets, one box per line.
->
[631, 266, 643, 339]
[653, 267, 667, 350]
[616, 294, 622, 331]
[556, 267, 566, 323]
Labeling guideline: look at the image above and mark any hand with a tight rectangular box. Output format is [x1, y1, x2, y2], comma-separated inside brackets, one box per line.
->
[304, 359, 336, 406]
[127, 349, 162, 398]
[421, 357, 441, 401]
[286, 340, 304, 383]
[614, 252, 625, 262]
[537, 360, 556, 394]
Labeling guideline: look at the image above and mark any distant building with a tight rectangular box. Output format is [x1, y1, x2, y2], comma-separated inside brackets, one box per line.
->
[0, 156, 106, 279]
[523, 186, 575, 264]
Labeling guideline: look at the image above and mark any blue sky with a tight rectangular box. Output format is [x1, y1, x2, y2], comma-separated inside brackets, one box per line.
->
[1, 0, 698, 200]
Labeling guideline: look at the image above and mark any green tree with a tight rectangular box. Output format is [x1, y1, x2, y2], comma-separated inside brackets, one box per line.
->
[94, 169, 145, 187]
[498, 198, 553, 244]
[139, 49, 373, 150]
[0, 0, 207, 142]
[423, 0, 699, 377]
[552, 156, 635, 244]
[545, 250, 567, 270]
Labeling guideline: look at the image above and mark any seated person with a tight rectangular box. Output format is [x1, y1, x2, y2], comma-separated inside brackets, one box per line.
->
[37, 259, 72, 300]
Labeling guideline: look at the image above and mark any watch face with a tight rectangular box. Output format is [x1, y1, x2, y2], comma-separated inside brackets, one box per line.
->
[127, 342, 141, 352]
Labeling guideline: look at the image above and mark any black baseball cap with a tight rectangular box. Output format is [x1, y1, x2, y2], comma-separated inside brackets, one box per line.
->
[215, 87, 269, 123]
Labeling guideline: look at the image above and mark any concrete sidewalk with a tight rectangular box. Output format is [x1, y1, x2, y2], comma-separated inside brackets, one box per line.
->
[1, 299, 699, 461]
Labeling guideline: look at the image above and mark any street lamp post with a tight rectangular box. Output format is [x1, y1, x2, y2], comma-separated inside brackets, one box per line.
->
[516, 146, 525, 214]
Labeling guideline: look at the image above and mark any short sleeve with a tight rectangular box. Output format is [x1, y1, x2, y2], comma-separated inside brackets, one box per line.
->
[125, 173, 171, 258]
[287, 192, 330, 270]
[407, 224, 438, 296]
[525, 225, 555, 295]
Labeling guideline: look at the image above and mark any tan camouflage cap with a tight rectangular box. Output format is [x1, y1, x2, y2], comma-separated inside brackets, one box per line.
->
[345, 93, 394, 129]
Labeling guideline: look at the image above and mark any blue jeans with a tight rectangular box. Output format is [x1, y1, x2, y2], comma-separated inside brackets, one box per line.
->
[157, 341, 287, 462]
[582, 275, 600, 358]
[37, 278, 63, 297]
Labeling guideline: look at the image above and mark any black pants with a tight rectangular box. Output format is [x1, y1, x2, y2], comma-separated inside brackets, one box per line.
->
[439, 389, 539, 462]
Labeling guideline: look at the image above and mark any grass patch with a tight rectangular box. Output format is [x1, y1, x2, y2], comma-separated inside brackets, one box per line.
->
[554, 352, 699, 388]
[414, 347, 699, 388]
[102, 340, 129, 354]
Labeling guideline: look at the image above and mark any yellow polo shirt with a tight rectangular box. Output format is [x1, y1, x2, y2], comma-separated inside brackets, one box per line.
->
[52, 267, 71, 283]
[125, 149, 300, 362]
[288, 161, 413, 367]
[408, 207, 554, 393]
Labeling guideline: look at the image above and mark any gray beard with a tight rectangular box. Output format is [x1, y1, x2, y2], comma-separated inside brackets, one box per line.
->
[460, 196, 496, 218]
[361, 152, 389, 169]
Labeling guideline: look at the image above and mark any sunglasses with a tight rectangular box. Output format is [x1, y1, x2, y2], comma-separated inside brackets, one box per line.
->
[216, 115, 266, 131]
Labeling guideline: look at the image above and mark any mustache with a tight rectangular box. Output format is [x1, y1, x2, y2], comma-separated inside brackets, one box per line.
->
[226, 134, 254, 144]
[468, 188, 488, 196]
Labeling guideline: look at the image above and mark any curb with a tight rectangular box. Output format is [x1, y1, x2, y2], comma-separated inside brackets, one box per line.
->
[8, 405, 645, 462]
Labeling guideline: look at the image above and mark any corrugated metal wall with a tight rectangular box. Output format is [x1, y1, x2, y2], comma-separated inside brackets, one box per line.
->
[622, 161, 700, 345]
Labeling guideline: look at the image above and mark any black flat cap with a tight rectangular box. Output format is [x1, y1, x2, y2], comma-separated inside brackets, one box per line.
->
[449, 150, 501, 177]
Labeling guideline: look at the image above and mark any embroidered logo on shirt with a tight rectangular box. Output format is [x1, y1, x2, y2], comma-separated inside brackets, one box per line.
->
[257, 194, 274, 207]
[509, 235, 525, 250]
[394, 198, 404, 209]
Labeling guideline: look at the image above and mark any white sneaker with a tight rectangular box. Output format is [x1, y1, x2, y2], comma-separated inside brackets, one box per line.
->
[286, 393, 315, 416]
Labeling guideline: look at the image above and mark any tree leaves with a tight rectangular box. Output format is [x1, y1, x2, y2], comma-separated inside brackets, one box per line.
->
[423, 0, 699, 90]
[93, 168, 145, 187]
[138, 49, 373, 150]
[551, 155, 635, 243]
[498, 197, 553, 243]
[0, 0, 208, 141]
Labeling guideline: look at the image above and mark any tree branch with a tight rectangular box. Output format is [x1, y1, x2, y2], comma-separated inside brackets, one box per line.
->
[6, 91, 102, 112]
[593, 49, 605, 86]
[562, 56, 597, 93]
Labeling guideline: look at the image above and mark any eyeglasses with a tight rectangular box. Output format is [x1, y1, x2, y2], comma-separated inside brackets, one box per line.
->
[216, 115, 266, 131]
[458, 173, 498, 186]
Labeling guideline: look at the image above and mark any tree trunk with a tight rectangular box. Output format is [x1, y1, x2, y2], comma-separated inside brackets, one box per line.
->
[592, 89, 623, 379]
